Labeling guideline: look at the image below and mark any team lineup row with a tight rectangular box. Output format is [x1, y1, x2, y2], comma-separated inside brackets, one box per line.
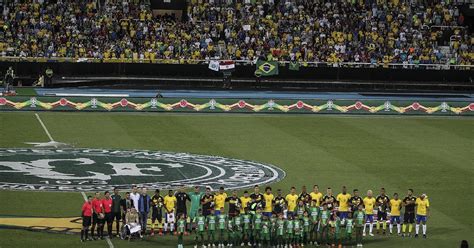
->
[80, 185, 430, 247]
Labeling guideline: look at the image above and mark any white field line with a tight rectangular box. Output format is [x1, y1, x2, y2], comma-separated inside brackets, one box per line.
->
[80, 192, 87, 201]
[35, 113, 55, 142]
[105, 237, 114, 248]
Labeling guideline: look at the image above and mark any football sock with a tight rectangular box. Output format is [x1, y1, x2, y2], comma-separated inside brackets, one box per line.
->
[422, 224, 427, 235]
[397, 224, 401, 234]
[369, 223, 373, 234]
[415, 224, 419, 235]
[382, 221, 387, 230]
[408, 224, 413, 233]
[402, 224, 406, 233]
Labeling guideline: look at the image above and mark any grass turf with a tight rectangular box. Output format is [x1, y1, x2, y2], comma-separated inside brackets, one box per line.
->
[0, 112, 472, 248]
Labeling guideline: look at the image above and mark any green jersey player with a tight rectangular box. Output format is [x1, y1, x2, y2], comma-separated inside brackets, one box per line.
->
[345, 216, 354, 245]
[207, 210, 217, 246]
[319, 204, 331, 245]
[217, 208, 227, 247]
[177, 214, 186, 248]
[294, 216, 303, 246]
[261, 216, 271, 246]
[276, 214, 285, 247]
[309, 199, 320, 245]
[302, 211, 311, 245]
[354, 205, 365, 247]
[241, 209, 252, 246]
[253, 210, 263, 246]
[286, 216, 294, 246]
[194, 210, 206, 248]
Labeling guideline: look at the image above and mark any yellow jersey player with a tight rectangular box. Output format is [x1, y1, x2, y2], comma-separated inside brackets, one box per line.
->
[239, 191, 251, 214]
[363, 190, 376, 237]
[310, 185, 323, 207]
[163, 190, 177, 235]
[214, 187, 227, 215]
[285, 187, 299, 218]
[263, 186, 274, 218]
[336, 186, 351, 220]
[415, 194, 430, 238]
[389, 193, 402, 235]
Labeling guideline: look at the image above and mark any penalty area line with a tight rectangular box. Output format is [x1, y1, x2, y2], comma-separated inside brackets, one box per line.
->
[35, 113, 55, 142]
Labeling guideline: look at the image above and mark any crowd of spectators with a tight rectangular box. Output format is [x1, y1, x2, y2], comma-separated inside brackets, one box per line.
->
[0, 0, 472, 66]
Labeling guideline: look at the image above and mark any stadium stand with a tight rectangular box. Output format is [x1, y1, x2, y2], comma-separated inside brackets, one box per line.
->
[0, 0, 472, 66]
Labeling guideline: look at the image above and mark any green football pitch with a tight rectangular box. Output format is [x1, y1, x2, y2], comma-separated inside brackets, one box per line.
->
[0, 112, 472, 248]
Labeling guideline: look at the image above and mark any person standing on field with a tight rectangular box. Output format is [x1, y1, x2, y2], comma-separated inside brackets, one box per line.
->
[415, 193, 430, 238]
[130, 185, 140, 212]
[111, 187, 122, 237]
[91, 192, 104, 240]
[214, 187, 228, 216]
[150, 189, 164, 236]
[175, 187, 190, 219]
[81, 196, 93, 242]
[402, 189, 416, 237]
[138, 187, 151, 235]
[389, 193, 402, 235]
[101, 191, 113, 238]
[375, 187, 390, 235]
[189, 186, 203, 231]
[310, 185, 323, 207]
[363, 190, 376, 237]
[336, 186, 352, 221]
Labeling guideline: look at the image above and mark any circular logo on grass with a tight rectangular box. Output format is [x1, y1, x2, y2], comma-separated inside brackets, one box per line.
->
[0, 149, 284, 192]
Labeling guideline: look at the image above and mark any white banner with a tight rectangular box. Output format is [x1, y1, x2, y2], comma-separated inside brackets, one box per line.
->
[208, 60, 220, 71]
[219, 63, 235, 70]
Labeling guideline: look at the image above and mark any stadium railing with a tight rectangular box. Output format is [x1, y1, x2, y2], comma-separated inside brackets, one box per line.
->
[0, 56, 472, 70]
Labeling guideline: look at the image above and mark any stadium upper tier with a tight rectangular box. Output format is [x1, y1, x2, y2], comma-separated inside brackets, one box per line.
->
[0, 0, 472, 66]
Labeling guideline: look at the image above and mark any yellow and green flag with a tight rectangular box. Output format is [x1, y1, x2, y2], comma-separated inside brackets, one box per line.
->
[256, 60, 279, 76]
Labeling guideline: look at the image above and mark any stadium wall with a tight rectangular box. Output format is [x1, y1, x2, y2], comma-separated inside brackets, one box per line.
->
[1, 61, 472, 83]
[1, 96, 472, 115]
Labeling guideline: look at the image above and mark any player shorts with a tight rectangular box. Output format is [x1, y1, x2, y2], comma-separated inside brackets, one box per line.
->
[166, 212, 176, 223]
[287, 211, 295, 218]
[82, 216, 92, 227]
[176, 208, 187, 218]
[152, 210, 162, 222]
[93, 213, 104, 224]
[390, 216, 401, 224]
[214, 210, 221, 216]
[365, 214, 374, 223]
[416, 215, 427, 223]
[338, 212, 349, 219]
[404, 212, 415, 223]
[104, 212, 113, 223]
[228, 211, 238, 218]
[377, 211, 387, 221]
[112, 212, 121, 222]
[263, 212, 272, 218]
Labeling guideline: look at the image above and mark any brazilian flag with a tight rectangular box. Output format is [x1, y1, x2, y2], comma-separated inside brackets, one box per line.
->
[289, 61, 300, 71]
[256, 60, 279, 76]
